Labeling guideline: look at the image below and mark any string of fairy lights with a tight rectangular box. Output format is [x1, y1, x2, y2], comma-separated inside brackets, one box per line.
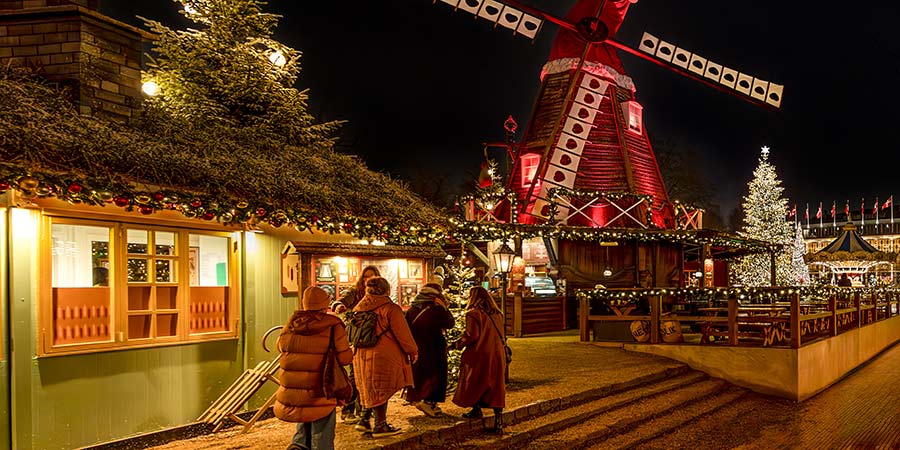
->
[0, 170, 774, 253]
[577, 285, 900, 304]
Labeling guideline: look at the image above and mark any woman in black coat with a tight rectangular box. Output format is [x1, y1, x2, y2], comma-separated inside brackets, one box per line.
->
[403, 283, 456, 417]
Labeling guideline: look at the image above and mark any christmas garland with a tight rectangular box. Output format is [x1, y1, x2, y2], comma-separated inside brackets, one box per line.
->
[577, 285, 900, 304]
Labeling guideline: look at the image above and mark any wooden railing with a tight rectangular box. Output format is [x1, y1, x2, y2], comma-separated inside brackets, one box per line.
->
[577, 287, 900, 348]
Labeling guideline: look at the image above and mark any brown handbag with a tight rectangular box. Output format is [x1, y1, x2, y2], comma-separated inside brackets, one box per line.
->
[319, 325, 353, 402]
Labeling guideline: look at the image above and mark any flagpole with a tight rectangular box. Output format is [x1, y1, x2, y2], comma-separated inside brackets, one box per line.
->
[832, 201, 836, 228]
[806, 203, 809, 229]
[861, 198, 865, 228]
[819, 202, 823, 229]
[876, 197, 879, 226]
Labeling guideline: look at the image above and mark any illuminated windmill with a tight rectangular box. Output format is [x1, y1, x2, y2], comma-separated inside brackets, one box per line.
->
[432, 0, 782, 229]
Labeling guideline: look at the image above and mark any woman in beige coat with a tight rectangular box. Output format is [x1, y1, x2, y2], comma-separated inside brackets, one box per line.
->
[351, 277, 418, 438]
[275, 286, 353, 450]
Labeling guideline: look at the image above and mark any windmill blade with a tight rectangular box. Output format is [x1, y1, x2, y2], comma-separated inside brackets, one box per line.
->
[434, 0, 544, 40]
[633, 32, 783, 109]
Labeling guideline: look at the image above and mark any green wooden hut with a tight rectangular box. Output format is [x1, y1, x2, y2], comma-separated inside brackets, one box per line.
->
[0, 2, 445, 449]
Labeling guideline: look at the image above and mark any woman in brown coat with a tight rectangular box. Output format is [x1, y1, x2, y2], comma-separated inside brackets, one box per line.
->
[275, 286, 353, 450]
[452, 286, 507, 433]
[352, 277, 419, 438]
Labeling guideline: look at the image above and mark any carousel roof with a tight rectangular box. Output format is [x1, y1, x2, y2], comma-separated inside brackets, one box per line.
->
[817, 223, 880, 254]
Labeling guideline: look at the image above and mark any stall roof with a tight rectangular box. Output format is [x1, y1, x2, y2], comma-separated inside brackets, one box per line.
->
[0, 73, 446, 236]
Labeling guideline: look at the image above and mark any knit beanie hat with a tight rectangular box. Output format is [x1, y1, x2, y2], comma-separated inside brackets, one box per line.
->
[301, 286, 331, 311]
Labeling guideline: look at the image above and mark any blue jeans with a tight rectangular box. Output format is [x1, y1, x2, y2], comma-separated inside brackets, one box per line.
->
[290, 408, 336, 450]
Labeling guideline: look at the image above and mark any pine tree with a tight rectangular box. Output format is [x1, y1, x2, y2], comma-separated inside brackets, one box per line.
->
[730, 147, 794, 286]
[140, 0, 340, 147]
[790, 222, 811, 285]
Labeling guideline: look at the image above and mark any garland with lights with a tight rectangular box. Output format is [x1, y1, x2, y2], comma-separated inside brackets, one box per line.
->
[577, 285, 900, 305]
[0, 165, 448, 246]
[446, 219, 777, 255]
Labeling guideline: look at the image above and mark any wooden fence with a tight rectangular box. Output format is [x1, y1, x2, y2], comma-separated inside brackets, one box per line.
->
[577, 287, 900, 348]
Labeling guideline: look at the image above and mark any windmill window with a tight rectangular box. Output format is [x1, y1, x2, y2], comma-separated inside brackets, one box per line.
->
[622, 100, 644, 134]
[521, 153, 542, 189]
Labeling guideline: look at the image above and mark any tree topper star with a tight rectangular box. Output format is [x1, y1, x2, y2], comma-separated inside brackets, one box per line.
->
[761, 146, 770, 157]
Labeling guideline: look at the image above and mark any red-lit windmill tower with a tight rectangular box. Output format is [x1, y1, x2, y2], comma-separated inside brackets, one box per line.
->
[439, 0, 783, 288]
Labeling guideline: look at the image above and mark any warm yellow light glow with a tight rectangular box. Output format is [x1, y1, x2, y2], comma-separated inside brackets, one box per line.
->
[183, 3, 198, 15]
[141, 80, 160, 96]
[268, 51, 286, 67]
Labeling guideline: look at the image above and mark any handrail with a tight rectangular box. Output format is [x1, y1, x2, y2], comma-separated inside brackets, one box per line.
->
[261, 325, 283, 353]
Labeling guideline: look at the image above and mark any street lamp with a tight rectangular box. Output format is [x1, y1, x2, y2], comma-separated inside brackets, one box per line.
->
[493, 242, 515, 318]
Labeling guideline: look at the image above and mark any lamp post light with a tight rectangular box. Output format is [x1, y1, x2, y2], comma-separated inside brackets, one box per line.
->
[493, 242, 515, 319]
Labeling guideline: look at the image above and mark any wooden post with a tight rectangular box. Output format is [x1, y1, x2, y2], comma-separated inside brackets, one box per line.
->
[769, 250, 777, 286]
[855, 292, 861, 328]
[873, 291, 878, 321]
[830, 295, 838, 336]
[579, 295, 589, 342]
[790, 293, 801, 349]
[650, 294, 661, 344]
[728, 297, 739, 345]
[513, 292, 523, 338]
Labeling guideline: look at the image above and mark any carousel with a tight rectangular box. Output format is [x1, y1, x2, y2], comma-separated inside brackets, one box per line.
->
[807, 223, 897, 286]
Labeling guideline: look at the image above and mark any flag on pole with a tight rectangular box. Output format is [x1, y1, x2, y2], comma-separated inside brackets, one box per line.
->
[845, 200, 850, 218]
[789, 204, 796, 218]
[831, 201, 836, 227]
[805, 203, 809, 228]
[883, 196, 893, 210]
[874, 197, 879, 225]
[861, 198, 865, 226]
[816, 202, 822, 219]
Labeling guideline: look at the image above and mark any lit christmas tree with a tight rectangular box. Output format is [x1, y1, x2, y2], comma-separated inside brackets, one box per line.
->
[140, 0, 340, 147]
[730, 146, 795, 286]
[790, 222, 811, 285]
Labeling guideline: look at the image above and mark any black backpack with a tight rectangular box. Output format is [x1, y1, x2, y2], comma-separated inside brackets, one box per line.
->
[344, 305, 390, 348]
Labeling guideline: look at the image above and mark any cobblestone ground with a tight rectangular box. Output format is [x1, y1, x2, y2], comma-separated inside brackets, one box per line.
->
[144, 331, 682, 450]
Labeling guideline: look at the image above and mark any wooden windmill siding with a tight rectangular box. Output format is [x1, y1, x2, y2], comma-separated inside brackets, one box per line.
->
[511, 67, 671, 228]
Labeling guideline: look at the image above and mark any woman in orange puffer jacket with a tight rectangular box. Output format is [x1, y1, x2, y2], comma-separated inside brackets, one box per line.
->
[275, 286, 353, 450]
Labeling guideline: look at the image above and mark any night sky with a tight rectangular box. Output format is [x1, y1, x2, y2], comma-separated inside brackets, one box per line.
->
[104, 1, 900, 223]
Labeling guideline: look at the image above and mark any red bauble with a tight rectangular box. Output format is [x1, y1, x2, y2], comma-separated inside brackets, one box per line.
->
[256, 208, 267, 217]
[153, 192, 165, 202]
[113, 196, 129, 207]
[202, 212, 215, 220]
[0, 181, 9, 192]
[190, 198, 202, 208]
[67, 183, 83, 193]
[139, 206, 153, 215]
[310, 215, 318, 223]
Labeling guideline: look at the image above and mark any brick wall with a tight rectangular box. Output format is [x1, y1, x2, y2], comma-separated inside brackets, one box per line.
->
[0, 4, 143, 122]
[0, 1, 100, 11]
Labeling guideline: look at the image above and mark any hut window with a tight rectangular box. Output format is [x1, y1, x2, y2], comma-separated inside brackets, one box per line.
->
[42, 218, 238, 355]
[521, 153, 542, 189]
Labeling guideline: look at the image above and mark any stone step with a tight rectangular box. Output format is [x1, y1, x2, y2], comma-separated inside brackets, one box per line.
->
[587, 386, 749, 449]
[441, 370, 714, 450]
[510, 377, 732, 450]
[381, 365, 693, 450]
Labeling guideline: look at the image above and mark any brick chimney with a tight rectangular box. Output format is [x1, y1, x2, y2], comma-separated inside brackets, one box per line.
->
[0, 0, 150, 122]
